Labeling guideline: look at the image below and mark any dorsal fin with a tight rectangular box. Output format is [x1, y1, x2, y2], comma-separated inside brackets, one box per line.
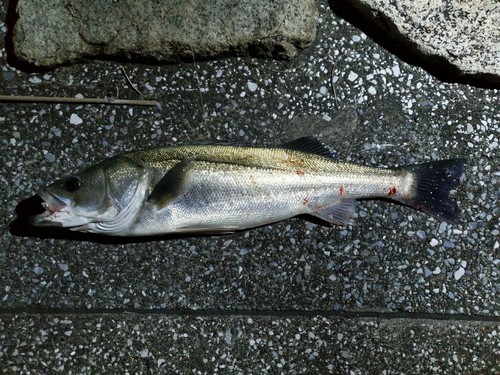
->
[282, 137, 336, 159]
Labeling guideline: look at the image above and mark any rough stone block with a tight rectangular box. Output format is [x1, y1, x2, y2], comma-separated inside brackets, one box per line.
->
[13, 0, 318, 67]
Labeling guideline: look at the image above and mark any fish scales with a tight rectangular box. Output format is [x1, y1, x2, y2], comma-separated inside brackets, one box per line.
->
[123, 144, 406, 199]
[127, 161, 398, 235]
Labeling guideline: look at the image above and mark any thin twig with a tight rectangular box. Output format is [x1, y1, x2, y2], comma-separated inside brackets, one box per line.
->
[0, 95, 157, 106]
[120, 66, 143, 96]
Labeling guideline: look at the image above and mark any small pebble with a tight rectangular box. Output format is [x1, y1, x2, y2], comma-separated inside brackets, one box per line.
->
[347, 71, 358, 81]
[29, 76, 42, 83]
[416, 230, 427, 240]
[58, 263, 69, 272]
[247, 81, 257, 92]
[44, 153, 56, 162]
[454, 267, 465, 280]
[2, 70, 16, 81]
[70, 113, 83, 125]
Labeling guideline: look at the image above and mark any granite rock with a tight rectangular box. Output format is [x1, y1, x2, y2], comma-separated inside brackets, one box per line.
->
[13, 0, 318, 67]
[331, 0, 500, 85]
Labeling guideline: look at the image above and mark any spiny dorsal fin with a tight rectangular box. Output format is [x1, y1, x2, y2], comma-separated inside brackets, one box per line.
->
[147, 159, 193, 210]
[282, 137, 336, 159]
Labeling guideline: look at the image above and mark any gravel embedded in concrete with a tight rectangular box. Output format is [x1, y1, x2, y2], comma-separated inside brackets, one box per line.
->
[1, 314, 499, 374]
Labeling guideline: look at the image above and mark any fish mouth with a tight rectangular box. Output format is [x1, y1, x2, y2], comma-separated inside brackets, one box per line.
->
[30, 191, 73, 227]
[30, 190, 95, 230]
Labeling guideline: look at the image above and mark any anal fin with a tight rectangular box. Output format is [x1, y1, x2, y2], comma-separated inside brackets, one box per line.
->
[311, 200, 356, 226]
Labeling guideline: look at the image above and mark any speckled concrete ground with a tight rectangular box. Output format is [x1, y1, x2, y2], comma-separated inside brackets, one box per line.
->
[1, 1, 499, 374]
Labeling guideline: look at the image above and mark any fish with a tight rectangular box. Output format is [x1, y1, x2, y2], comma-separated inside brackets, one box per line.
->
[30, 137, 466, 236]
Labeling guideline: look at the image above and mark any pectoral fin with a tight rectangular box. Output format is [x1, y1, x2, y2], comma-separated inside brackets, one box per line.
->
[147, 159, 193, 210]
[311, 200, 356, 226]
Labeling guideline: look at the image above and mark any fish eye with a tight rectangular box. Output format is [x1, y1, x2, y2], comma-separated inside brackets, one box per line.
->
[64, 176, 81, 192]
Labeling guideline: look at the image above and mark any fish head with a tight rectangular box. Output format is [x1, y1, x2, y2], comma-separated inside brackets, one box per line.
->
[31, 157, 147, 233]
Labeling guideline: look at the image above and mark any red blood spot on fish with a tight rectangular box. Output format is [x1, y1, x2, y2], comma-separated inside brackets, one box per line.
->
[302, 197, 309, 206]
[388, 186, 397, 196]
[339, 185, 345, 196]
[296, 170, 305, 176]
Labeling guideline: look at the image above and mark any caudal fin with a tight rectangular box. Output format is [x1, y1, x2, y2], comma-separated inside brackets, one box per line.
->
[399, 159, 466, 224]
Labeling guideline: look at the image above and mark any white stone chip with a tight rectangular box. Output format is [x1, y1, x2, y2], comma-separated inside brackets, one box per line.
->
[454, 267, 465, 280]
[70, 113, 83, 125]
[247, 81, 258, 92]
[430, 238, 439, 247]
[368, 86, 377, 95]
[29, 76, 42, 83]
[347, 71, 358, 81]
[438, 222, 448, 233]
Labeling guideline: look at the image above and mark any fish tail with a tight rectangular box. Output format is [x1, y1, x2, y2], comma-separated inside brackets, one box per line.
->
[398, 159, 466, 224]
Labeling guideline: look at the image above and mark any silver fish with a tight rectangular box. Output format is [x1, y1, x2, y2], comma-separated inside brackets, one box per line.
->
[30, 137, 465, 236]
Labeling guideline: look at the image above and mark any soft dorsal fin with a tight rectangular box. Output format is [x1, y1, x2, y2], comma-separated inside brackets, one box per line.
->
[147, 159, 194, 210]
[282, 137, 336, 159]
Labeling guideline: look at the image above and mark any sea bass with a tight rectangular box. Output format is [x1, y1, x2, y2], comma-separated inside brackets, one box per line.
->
[30, 137, 466, 236]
